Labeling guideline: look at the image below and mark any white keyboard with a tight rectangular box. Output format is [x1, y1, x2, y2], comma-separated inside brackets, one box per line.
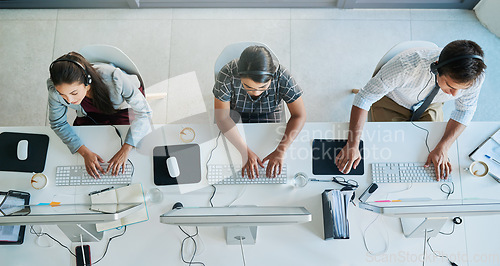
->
[207, 164, 287, 185]
[55, 163, 133, 186]
[371, 162, 452, 183]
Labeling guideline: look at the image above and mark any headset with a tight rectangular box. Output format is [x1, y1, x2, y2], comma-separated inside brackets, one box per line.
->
[430, 54, 484, 75]
[49, 58, 92, 86]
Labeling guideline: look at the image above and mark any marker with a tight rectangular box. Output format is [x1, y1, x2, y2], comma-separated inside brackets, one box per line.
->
[485, 155, 500, 166]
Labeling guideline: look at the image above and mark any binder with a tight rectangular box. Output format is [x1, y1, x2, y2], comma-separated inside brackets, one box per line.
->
[322, 189, 353, 240]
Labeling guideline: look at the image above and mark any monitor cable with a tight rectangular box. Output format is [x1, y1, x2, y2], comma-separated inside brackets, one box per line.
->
[237, 236, 247, 266]
[92, 226, 127, 265]
[426, 236, 458, 266]
[178, 226, 205, 266]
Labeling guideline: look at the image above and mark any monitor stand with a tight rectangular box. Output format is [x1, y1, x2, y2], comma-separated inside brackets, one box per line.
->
[58, 224, 103, 242]
[225, 226, 257, 245]
[400, 217, 447, 238]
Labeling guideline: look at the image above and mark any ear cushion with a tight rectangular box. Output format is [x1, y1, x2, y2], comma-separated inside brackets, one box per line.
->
[430, 62, 439, 75]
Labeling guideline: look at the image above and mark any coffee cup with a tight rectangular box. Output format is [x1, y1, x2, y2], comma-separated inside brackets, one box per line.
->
[465, 161, 489, 177]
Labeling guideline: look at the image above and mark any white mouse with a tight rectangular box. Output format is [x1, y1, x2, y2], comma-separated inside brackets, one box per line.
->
[17, 139, 28, 161]
[166, 157, 180, 178]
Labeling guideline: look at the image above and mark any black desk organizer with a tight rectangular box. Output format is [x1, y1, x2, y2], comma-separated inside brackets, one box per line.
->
[0, 132, 49, 173]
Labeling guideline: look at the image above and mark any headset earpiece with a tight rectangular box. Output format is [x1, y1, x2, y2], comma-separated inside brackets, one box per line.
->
[430, 62, 439, 75]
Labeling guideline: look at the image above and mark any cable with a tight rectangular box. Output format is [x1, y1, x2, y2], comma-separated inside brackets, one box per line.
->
[427, 236, 458, 266]
[410, 121, 431, 154]
[238, 237, 247, 266]
[92, 226, 127, 265]
[439, 222, 456, 236]
[178, 226, 205, 266]
[416, 74, 434, 102]
[227, 186, 247, 207]
[206, 131, 222, 207]
[29, 226, 76, 257]
[440, 181, 454, 199]
[423, 230, 428, 266]
[362, 214, 389, 255]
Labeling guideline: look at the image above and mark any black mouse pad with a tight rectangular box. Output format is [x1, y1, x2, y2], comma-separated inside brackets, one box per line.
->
[0, 132, 49, 173]
[153, 144, 201, 186]
[312, 139, 364, 175]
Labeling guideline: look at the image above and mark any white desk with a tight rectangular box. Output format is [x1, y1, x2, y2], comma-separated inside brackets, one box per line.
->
[0, 122, 498, 266]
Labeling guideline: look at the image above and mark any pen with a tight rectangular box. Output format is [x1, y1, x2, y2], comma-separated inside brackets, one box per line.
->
[485, 155, 500, 166]
[309, 178, 331, 182]
[89, 186, 114, 196]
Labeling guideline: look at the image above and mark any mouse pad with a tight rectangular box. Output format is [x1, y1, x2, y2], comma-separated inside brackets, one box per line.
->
[312, 139, 364, 175]
[153, 144, 201, 186]
[0, 132, 49, 173]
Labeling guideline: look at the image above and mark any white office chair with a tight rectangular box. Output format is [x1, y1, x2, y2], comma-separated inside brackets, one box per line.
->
[79, 45, 167, 100]
[352, 41, 438, 94]
[214, 42, 288, 121]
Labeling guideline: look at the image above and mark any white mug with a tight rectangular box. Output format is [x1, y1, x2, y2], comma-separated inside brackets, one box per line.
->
[465, 161, 489, 177]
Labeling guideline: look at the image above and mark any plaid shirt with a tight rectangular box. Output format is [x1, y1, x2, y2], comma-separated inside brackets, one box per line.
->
[213, 59, 303, 123]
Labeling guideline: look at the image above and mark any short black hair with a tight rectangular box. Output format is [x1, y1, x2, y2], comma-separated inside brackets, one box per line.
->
[237, 46, 277, 84]
[438, 40, 486, 84]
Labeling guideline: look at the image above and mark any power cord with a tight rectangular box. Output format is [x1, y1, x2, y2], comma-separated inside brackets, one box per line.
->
[92, 226, 127, 265]
[426, 237, 458, 266]
[178, 226, 205, 266]
[238, 237, 247, 266]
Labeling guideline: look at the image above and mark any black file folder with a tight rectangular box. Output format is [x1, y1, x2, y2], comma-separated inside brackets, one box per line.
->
[322, 189, 352, 240]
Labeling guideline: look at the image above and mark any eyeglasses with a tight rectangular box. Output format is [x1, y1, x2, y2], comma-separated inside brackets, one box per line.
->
[331, 176, 359, 190]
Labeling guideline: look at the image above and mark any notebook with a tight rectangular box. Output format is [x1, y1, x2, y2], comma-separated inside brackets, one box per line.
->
[469, 128, 500, 181]
[90, 184, 148, 232]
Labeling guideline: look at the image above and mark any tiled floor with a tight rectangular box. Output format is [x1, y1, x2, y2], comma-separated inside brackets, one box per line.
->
[0, 8, 498, 126]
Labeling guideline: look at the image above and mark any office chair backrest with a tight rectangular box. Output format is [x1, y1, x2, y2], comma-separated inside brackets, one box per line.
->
[79, 45, 144, 87]
[214, 42, 279, 79]
[372, 41, 438, 77]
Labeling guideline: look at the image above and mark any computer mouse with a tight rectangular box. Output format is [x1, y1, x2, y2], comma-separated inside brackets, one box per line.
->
[166, 157, 180, 178]
[17, 139, 28, 161]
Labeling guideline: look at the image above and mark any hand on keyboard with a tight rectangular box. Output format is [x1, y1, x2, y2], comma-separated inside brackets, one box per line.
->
[107, 144, 133, 176]
[78, 146, 106, 179]
[242, 148, 265, 179]
[262, 149, 285, 178]
[425, 146, 452, 181]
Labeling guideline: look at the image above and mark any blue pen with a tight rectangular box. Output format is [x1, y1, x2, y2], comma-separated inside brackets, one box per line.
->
[485, 155, 500, 166]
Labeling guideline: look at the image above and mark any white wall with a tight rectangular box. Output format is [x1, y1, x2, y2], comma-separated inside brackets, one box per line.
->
[474, 0, 500, 38]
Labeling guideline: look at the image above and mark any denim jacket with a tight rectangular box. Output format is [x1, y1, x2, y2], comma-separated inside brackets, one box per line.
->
[47, 63, 152, 154]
